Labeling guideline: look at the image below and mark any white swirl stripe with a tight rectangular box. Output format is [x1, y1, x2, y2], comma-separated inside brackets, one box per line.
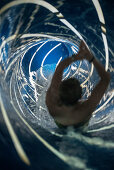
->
[0, 94, 30, 165]
[0, 0, 83, 41]
[92, 0, 109, 71]
[9, 70, 71, 166]
[92, 0, 105, 24]
[93, 91, 114, 114]
[60, 19, 83, 40]
[0, 0, 58, 15]
[101, 33, 109, 71]
[88, 123, 114, 133]
[29, 40, 49, 75]
[10, 85, 69, 165]
[40, 43, 62, 80]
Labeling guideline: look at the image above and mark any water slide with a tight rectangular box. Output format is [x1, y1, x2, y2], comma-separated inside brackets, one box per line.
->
[0, 0, 114, 169]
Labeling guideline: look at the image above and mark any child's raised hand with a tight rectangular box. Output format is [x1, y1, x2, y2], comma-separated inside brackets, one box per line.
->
[78, 40, 93, 61]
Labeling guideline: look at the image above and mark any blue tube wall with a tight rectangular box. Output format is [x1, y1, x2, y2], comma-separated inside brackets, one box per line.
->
[0, 0, 114, 169]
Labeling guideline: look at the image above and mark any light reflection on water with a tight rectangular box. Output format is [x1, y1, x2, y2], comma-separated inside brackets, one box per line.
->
[0, 0, 114, 169]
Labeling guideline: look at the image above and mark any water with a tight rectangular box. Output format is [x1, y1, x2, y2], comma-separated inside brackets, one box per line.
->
[0, 0, 114, 169]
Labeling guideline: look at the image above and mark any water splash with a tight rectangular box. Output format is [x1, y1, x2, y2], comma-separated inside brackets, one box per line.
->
[0, 0, 114, 169]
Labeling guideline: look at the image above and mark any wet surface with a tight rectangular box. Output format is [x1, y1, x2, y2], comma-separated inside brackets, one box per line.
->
[0, 0, 114, 169]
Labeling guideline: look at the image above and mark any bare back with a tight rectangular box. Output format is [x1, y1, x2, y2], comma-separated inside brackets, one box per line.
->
[46, 88, 91, 126]
[45, 41, 110, 127]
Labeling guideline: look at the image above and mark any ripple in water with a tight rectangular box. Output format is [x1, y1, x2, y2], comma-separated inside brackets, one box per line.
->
[0, 0, 114, 169]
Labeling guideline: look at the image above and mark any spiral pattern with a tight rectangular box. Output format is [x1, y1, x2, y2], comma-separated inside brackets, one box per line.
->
[0, 0, 114, 169]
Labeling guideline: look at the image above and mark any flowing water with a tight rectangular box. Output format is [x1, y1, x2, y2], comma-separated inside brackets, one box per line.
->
[0, 0, 114, 169]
